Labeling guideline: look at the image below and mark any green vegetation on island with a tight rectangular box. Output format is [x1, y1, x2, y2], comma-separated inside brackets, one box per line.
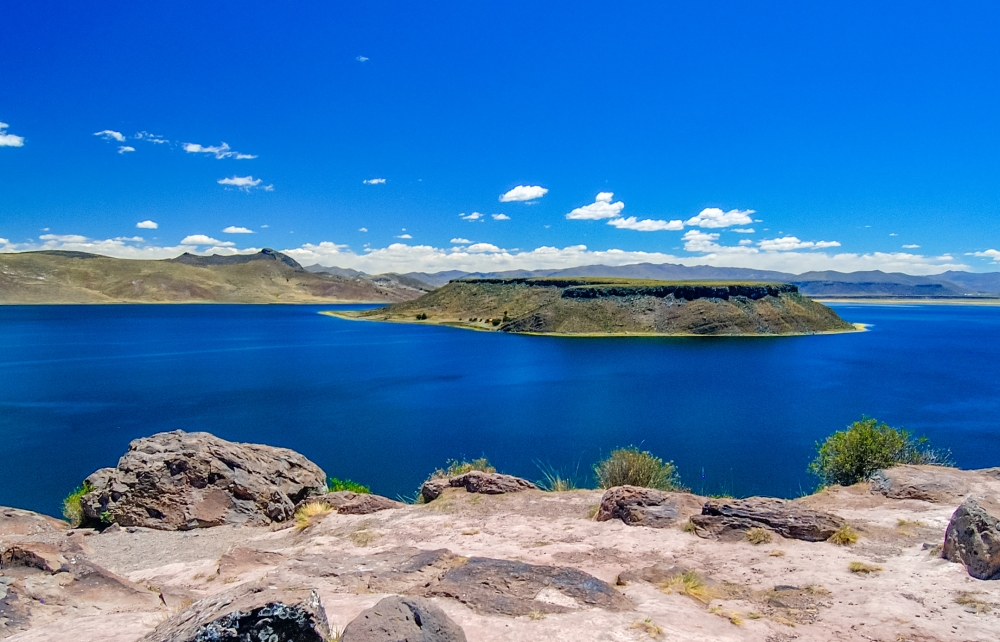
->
[329, 276, 857, 336]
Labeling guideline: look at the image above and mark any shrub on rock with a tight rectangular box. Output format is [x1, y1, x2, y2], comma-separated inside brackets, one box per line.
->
[594, 447, 684, 491]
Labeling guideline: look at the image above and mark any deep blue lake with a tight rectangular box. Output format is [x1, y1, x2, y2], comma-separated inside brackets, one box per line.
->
[1, 303, 998, 516]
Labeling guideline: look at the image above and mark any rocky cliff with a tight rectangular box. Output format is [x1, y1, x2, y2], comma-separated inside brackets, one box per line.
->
[341, 277, 857, 336]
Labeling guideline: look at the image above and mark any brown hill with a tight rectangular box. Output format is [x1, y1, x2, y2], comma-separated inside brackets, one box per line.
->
[338, 277, 857, 336]
[0, 250, 429, 304]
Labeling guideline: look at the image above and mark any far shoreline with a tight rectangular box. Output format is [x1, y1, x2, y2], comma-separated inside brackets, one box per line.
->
[817, 298, 1000, 306]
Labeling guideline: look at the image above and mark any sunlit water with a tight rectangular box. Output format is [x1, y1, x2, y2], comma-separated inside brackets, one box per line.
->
[1, 303, 998, 516]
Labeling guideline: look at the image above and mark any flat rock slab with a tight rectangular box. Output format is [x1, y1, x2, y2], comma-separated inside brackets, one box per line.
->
[692, 497, 845, 542]
[0, 507, 68, 537]
[595, 486, 702, 528]
[139, 584, 329, 642]
[423, 556, 633, 616]
[421, 471, 537, 503]
[342, 596, 467, 642]
[80, 430, 328, 530]
[944, 496, 1000, 580]
[292, 547, 465, 595]
[870, 465, 972, 503]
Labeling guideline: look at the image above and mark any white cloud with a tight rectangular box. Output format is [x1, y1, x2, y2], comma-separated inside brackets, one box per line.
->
[732, 228, 755, 234]
[466, 243, 503, 253]
[359, 227, 368, 233]
[738, 239, 752, 246]
[460, 212, 484, 221]
[450, 238, 473, 244]
[136, 220, 159, 229]
[134, 131, 169, 144]
[0, 122, 25, 147]
[185, 142, 257, 160]
[492, 213, 511, 221]
[758, 236, 841, 252]
[94, 130, 125, 142]
[566, 193, 625, 220]
[682, 230, 727, 253]
[181, 234, 235, 247]
[40, 234, 88, 243]
[890, 233, 898, 237]
[396, 234, 413, 239]
[499, 185, 548, 202]
[118, 146, 135, 154]
[363, 178, 386, 184]
[685, 207, 755, 228]
[114, 236, 144, 242]
[969, 249, 1000, 261]
[222, 226, 254, 234]
[607, 216, 683, 232]
[218, 176, 271, 191]
[356, 56, 369, 62]
[902, 244, 920, 249]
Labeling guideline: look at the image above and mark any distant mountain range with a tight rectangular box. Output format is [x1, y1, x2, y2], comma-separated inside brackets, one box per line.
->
[0, 250, 430, 304]
[307, 262, 1000, 298]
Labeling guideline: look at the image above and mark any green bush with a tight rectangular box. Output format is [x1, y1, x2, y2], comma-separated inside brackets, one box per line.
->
[62, 481, 94, 527]
[594, 447, 684, 491]
[809, 416, 951, 487]
[328, 477, 371, 494]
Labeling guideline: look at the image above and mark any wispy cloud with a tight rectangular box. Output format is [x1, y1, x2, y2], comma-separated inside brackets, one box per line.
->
[222, 226, 254, 234]
[39, 234, 88, 243]
[363, 178, 386, 184]
[0, 122, 25, 147]
[566, 192, 625, 220]
[358, 227, 368, 233]
[450, 238, 473, 244]
[94, 130, 125, 142]
[356, 56, 369, 62]
[185, 142, 257, 160]
[492, 213, 511, 221]
[134, 131, 169, 144]
[460, 212, 484, 221]
[685, 207, 755, 228]
[607, 216, 683, 232]
[758, 236, 841, 251]
[218, 176, 272, 191]
[500, 185, 548, 202]
[136, 220, 158, 229]
[114, 236, 144, 242]
[969, 249, 1000, 261]
[732, 228, 755, 234]
[396, 233, 412, 239]
[181, 234, 235, 247]
[118, 146, 135, 154]
[902, 244, 920, 249]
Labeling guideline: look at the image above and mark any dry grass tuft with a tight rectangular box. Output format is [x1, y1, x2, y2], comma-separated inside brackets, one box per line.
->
[746, 527, 773, 545]
[768, 549, 786, 557]
[955, 592, 992, 614]
[294, 502, 333, 530]
[631, 618, 663, 637]
[660, 571, 718, 604]
[848, 561, 882, 574]
[527, 609, 546, 621]
[349, 528, 380, 547]
[828, 524, 858, 546]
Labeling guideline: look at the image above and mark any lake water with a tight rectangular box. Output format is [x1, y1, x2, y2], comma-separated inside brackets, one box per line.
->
[1, 303, 998, 517]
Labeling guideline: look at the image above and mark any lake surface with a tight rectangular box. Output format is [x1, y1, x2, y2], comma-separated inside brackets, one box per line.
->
[1, 303, 998, 516]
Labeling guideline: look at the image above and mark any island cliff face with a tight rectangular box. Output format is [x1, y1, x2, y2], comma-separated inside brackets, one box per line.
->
[348, 278, 856, 336]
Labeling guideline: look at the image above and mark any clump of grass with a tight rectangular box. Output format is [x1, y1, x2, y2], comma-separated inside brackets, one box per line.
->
[430, 457, 496, 479]
[660, 571, 717, 604]
[294, 502, 333, 530]
[768, 549, 786, 557]
[327, 477, 371, 494]
[848, 561, 883, 574]
[349, 528, 380, 547]
[535, 462, 579, 492]
[809, 416, 952, 487]
[682, 520, 697, 533]
[527, 609, 546, 620]
[746, 527, 773, 545]
[630, 618, 662, 637]
[594, 447, 684, 491]
[62, 481, 94, 527]
[828, 524, 859, 546]
[955, 591, 992, 614]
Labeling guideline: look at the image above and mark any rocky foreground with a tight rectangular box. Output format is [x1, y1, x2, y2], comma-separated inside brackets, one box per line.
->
[1, 431, 999, 641]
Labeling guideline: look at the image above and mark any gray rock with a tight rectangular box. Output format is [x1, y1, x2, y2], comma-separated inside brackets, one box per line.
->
[869, 465, 972, 503]
[692, 497, 845, 542]
[301, 491, 404, 515]
[595, 486, 701, 528]
[943, 496, 1000, 580]
[0, 507, 69, 536]
[424, 557, 633, 616]
[139, 584, 330, 642]
[342, 596, 467, 642]
[79, 430, 327, 530]
[421, 471, 537, 503]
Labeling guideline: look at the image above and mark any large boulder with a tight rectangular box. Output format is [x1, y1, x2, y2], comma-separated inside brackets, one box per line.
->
[420, 471, 537, 503]
[943, 496, 1000, 580]
[869, 465, 972, 503]
[342, 596, 467, 642]
[595, 486, 702, 528]
[139, 584, 330, 642]
[80, 430, 327, 530]
[691, 497, 846, 542]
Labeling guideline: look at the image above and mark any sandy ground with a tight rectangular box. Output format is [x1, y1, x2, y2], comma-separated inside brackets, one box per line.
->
[3, 471, 1000, 641]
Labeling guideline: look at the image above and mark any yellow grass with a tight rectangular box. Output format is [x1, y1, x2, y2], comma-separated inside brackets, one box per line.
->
[746, 527, 773, 545]
[294, 502, 333, 530]
[660, 571, 718, 604]
[848, 561, 882, 574]
[828, 524, 858, 546]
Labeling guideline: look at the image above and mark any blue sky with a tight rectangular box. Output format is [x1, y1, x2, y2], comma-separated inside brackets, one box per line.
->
[2, 1, 1000, 274]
